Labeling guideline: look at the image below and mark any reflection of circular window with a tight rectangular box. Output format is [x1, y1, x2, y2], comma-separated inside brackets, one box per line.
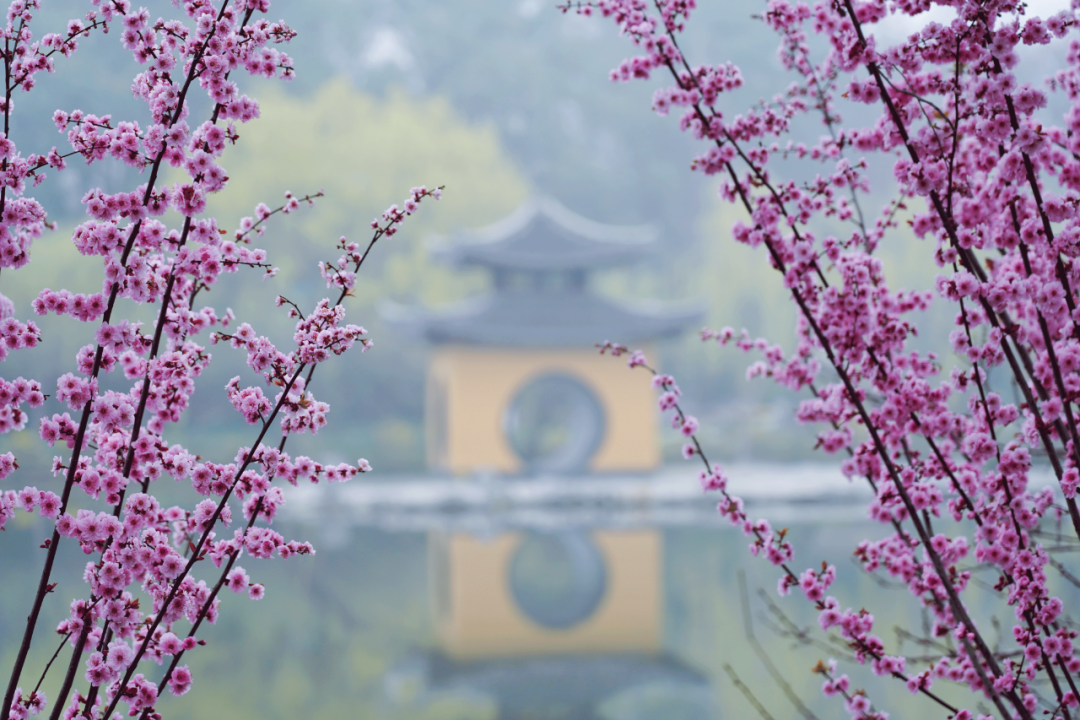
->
[503, 374, 605, 475]
[509, 531, 607, 630]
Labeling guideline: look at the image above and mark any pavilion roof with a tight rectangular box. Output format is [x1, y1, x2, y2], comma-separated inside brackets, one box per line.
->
[431, 196, 657, 272]
[385, 290, 701, 347]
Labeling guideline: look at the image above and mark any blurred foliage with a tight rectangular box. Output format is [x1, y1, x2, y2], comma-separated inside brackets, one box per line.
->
[3, 77, 528, 473]
[207, 77, 528, 308]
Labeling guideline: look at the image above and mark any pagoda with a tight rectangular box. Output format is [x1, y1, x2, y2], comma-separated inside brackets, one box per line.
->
[399, 196, 700, 477]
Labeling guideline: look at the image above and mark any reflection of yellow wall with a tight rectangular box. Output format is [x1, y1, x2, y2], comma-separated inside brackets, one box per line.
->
[431, 531, 662, 659]
[426, 345, 659, 475]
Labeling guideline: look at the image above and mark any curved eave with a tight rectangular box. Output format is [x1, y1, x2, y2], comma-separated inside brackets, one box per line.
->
[384, 292, 703, 348]
[430, 197, 659, 272]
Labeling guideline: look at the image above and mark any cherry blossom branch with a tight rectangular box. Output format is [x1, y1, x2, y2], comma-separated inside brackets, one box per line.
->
[839, 0, 1080, 542]
[577, 1, 1080, 716]
[1, 3, 342, 720]
[1, 8, 234, 709]
[149, 187, 441, 702]
[599, 343, 964, 715]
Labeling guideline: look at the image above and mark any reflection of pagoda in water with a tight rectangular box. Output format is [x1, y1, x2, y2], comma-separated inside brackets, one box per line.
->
[391, 198, 711, 720]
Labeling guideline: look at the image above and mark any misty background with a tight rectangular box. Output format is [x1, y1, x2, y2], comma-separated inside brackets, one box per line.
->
[2, 0, 1077, 719]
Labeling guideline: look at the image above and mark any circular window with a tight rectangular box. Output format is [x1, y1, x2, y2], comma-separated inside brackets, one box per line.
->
[509, 531, 607, 630]
[503, 374, 605, 475]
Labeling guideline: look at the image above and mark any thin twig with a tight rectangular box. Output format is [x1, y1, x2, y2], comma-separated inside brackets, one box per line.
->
[723, 664, 777, 720]
[738, 571, 821, 720]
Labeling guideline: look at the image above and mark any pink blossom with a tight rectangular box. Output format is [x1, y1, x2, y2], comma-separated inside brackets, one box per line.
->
[168, 666, 193, 697]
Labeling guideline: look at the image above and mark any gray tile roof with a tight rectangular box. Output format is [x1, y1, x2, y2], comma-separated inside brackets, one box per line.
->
[387, 290, 700, 347]
[386, 197, 701, 347]
[430, 196, 657, 271]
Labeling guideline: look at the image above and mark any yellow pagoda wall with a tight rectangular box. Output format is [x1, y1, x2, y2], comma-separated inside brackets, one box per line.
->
[425, 344, 659, 475]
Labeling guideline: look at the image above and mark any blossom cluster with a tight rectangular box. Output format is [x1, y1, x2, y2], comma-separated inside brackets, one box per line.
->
[0, 1, 438, 720]
[587, 0, 1080, 718]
